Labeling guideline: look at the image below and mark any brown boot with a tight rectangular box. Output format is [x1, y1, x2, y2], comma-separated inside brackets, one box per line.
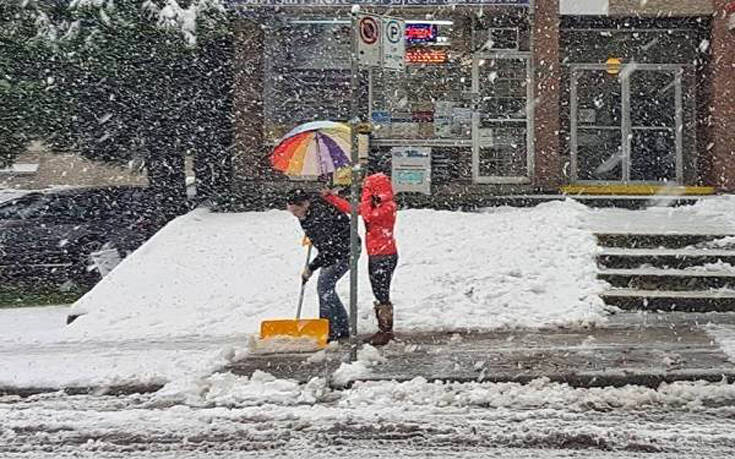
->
[365, 302, 394, 346]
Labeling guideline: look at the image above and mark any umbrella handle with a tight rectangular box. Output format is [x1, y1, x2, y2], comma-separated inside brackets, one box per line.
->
[296, 244, 313, 320]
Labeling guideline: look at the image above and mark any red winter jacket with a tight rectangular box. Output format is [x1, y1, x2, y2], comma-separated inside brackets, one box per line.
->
[324, 173, 398, 257]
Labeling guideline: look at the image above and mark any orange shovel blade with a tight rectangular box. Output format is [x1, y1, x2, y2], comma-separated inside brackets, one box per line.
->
[260, 319, 329, 348]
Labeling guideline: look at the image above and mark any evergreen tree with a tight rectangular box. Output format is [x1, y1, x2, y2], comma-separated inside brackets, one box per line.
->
[0, 0, 71, 167]
[1, 0, 234, 207]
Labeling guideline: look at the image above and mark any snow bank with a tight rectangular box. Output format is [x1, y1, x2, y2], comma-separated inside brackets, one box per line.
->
[585, 195, 735, 235]
[332, 344, 386, 386]
[707, 324, 735, 364]
[160, 371, 735, 414]
[66, 201, 607, 343]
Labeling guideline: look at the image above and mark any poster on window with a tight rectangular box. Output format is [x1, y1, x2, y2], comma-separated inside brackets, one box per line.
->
[391, 147, 431, 195]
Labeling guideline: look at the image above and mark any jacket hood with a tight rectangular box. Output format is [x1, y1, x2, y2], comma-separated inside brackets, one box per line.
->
[364, 173, 394, 202]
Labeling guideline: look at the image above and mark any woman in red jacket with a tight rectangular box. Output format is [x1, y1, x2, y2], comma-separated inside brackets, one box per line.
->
[322, 173, 398, 346]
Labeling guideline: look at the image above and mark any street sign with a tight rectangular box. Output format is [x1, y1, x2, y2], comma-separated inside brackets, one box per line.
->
[382, 18, 405, 71]
[357, 14, 381, 67]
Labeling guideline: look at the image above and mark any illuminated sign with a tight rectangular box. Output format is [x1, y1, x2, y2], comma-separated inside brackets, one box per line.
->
[405, 24, 437, 44]
[405, 48, 448, 64]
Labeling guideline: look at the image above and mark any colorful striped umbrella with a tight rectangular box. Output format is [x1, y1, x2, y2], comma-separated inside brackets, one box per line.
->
[271, 121, 352, 177]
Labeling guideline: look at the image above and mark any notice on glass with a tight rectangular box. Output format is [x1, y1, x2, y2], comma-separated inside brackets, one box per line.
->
[391, 147, 431, 195]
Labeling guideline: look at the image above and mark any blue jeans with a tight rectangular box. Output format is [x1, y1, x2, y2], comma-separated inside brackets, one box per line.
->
[317, 255, 354, 340]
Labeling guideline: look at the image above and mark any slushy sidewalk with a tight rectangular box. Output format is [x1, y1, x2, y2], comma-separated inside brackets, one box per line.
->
[230, 312, 735, 388]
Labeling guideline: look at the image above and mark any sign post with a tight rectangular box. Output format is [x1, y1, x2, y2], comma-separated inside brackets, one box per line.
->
[348, 11, 362, 362]
[348, 11, 406, 361]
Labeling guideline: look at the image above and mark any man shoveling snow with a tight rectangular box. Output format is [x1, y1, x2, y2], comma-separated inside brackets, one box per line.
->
[286, 188, 359, 343]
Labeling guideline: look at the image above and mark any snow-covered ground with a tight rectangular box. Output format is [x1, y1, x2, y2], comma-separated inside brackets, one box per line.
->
[4, 198, 735, 457]
[0, 189, 30, 204]
[4, 374, 735, 457]
[5, 197, 735, 390]
[2, 200, 609, 389]
[67, 200, 607, 342]
[584, 195, 735, 235]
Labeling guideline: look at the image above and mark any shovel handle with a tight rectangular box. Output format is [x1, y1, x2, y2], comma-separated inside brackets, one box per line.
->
[296, 244, 313, 320]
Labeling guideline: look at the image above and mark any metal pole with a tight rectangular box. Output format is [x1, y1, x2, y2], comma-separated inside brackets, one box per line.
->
[349, 11, 361, 362]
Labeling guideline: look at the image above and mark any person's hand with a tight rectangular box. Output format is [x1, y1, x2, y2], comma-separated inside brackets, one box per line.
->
[301, 267, 313, 284]
[320, 188, 333, 198]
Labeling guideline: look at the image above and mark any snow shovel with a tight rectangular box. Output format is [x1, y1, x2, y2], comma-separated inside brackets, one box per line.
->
[259, 242, 329, 348]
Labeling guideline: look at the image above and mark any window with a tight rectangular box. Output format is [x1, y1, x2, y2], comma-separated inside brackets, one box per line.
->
[263, 19, 365, 144]
[370, 19, 473, 141]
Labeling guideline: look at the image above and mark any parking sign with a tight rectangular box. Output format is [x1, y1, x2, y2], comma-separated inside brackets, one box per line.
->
[382, 18, 405, 71]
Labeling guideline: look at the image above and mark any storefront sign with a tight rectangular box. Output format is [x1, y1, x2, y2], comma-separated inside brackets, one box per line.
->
[357, 14, 381, 67]
[382, 18, 406, 71]
[405, 24, 437, 44]
[405, 48, 448, 64]
[391, 147, 431, 195]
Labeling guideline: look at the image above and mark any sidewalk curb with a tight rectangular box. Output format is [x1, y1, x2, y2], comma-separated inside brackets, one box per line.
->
[0, 383, 164, 398]
[3, 370, 734, 399]
[331, 369, 735, 389]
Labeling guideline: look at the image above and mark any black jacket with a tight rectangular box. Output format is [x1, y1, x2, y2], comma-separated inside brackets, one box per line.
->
[300, 197, 357, 271]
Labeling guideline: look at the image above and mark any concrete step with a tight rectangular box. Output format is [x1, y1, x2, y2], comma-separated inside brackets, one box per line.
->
[599, 268, 735, 290]
[601, 289, 735, 312]
[596, 233, 735, 249]
[598, 248, 735, 269]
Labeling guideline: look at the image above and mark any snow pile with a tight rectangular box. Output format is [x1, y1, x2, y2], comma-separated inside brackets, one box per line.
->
[685, 261, 735, 273]
[339, 377, 735, 412]
[203, 371, 329, 407]
[332, 344, 386, 387]
[156, 370, 735, 414]
[707, 324, 735, 363]
[66, 201, 607, 343]
[585, 195, 735, 235]
[247, 335, 322, 355]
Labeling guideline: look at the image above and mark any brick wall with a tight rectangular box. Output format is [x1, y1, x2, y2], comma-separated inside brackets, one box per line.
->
[533, 0, 562, 190]
[233, 19, 266, 183]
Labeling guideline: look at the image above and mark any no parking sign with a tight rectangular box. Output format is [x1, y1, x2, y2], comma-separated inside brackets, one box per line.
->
[357, 14, 381, 67]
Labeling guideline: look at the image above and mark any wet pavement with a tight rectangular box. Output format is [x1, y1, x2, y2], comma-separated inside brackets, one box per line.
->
[3, 313, 735, 458]
[4, 377, 735, 458]
[230, 312, 735, 388]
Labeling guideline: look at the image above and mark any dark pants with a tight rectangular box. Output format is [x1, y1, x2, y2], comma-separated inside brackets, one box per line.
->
[368, 254, 398, 304]
[317, 256, 351, 340]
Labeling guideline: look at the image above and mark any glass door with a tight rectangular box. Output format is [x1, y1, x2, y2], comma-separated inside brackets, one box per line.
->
[571, 64, 684, 184]
[629, 69, 679, 182]
[570, 69, 624, 181]
[472, 54, 533, 184]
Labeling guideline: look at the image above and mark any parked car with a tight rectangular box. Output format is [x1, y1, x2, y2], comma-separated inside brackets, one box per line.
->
[0, 186, 166, 286]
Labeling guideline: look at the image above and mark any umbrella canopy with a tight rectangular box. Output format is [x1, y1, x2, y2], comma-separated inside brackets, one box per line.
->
[271, 121, 352, 177]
